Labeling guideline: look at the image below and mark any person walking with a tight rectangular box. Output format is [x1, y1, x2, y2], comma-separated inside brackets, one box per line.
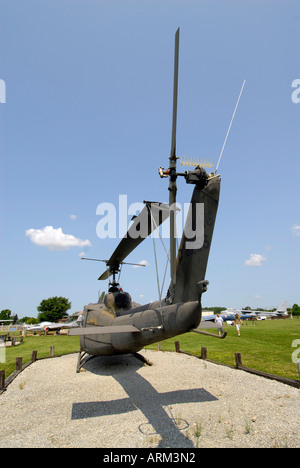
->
[234, 313, 242, 336]
[214, 313, 224, 337]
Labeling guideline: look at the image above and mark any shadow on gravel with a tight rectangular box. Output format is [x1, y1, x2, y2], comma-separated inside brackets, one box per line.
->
[71, 354, 218, 448]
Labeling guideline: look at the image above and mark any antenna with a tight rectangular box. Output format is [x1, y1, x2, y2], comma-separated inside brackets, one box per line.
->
[215, 80, 246, 173]
[180, 158, 214, 168]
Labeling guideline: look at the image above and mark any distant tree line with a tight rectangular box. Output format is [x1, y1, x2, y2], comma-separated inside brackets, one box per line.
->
[1, 296, 72, 324]
[0, 309, 18, 323]
[202, 307, 227, 314]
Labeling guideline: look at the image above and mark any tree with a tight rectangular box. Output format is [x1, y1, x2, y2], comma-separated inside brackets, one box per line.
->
[37, 296, 71, 322]
[12, 314, 18, 324]
[202, 307, 227, 314]
[0, 309, 12, 320]
[292, 304, 300, 317]
[21, 317, 39, 325]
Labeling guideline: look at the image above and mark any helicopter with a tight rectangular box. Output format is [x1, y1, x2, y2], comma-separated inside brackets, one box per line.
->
[70, 28, 234, 371]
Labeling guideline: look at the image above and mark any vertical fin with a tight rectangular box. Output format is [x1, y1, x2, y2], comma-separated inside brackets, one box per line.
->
[172, 176, 221, 303]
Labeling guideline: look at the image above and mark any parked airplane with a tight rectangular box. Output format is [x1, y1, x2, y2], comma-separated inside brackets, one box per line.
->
[25, 317, 81, 334]
[25, 321, 53, 333]
[202, 301, 289, 323]
[241, 301, 289, 319]
[269, 301, 289, 316]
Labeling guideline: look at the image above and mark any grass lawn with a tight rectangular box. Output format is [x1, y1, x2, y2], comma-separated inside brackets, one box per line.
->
[145, 319, 300, 381]
[1, 319, 299, 381]
[0, 334, 80, 378]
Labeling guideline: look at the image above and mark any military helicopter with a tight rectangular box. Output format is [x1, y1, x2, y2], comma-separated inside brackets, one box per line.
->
[70, 29, 232, 371]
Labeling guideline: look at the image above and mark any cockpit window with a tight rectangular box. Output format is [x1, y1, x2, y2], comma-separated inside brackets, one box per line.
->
[114, 292, 132, 310]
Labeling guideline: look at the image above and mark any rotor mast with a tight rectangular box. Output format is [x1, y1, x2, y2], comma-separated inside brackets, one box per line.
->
[169, 27, 180, 286]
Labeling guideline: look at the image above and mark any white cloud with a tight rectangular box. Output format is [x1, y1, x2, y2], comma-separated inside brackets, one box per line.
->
[245, 253, 266, 267]
[291, 224, 300, 237]
[26, 226, 91, 251]
[132, 260, 149, 268]
[69, 214, 78, 220]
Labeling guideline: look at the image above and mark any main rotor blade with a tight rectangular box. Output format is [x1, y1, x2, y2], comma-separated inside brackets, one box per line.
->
[98, 201, 170, 280]
[170, 27, 180, 159]
[169, 28, 180, 285]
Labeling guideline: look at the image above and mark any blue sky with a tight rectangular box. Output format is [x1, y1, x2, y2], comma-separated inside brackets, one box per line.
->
[0, 0, 299, 317]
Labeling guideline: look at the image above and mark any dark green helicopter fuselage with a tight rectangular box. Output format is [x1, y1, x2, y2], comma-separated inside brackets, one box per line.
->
[80, 297, 202, 356]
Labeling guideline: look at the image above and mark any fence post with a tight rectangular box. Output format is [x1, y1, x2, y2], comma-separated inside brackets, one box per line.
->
[0, 370, 5, 389]
[175, 341, 180, 353]
[32, 350, 38, 362]
[235, 352, 243, 369]
[201, 347, 207, 360]
[16, 357, 23, 371]
[49, 346, 55, 358]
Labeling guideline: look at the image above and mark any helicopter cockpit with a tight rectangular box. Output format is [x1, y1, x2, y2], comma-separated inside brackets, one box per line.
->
[102, 280, 132, 314]
[81, 255, 144, 318]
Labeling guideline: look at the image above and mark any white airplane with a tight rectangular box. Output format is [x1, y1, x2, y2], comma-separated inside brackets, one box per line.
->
[273, 301, 289, 316]
[243, 301, 289, 318]
[24, 321, 53, 333]
[25, 317, 81, 334]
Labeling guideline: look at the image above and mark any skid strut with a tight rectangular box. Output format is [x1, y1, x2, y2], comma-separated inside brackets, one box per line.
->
[191, 329, 227, 339]
[76, 350, 98, 373]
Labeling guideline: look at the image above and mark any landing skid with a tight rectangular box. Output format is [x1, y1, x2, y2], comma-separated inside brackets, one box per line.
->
[133, 352, 153, 366]
[75, 350, 153, 373]
[191, 328, 227, 339]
